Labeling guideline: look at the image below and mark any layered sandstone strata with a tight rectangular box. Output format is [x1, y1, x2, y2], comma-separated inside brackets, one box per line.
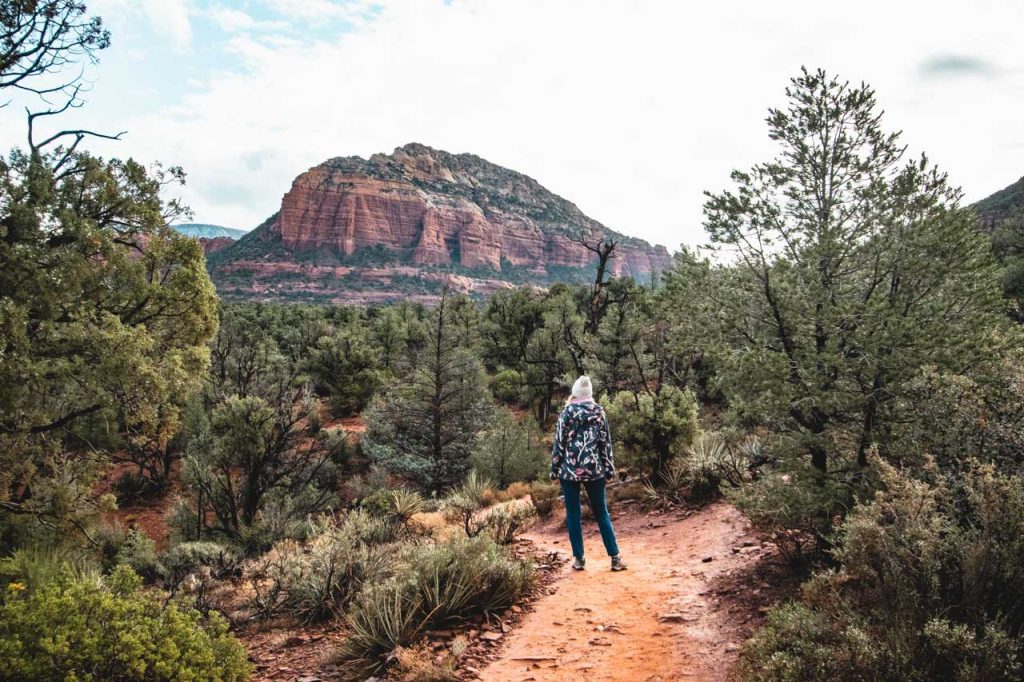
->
[265, 143, 670, 278]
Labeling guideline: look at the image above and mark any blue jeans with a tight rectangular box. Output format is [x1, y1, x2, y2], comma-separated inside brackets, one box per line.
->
[559, 478, 619, 559]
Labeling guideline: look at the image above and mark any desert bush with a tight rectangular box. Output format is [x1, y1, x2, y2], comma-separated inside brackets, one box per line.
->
[114, 529, 161, 581]
[248, 516, 393, 623]
[0, 565, 251, 681]
[337, 583, 426, 677]
[725, 456, 858, 566]
[113, 470, 159, 504]
[0, 546, 99, 595]
[360, 487, 398, 518]
[402, 535, 533, 624]
[442, 491, 487, 538]
[161, 541, 239, 589]
[645, 432, 759, 508]
[441, 472, 496, 537]
[604, 385, 699, 477]
[498, 481, 532, 502]
[735, 460, 1024, 681]
[489, 368, 524, 403]
[470, 407, 547, 487]
[529, 481, 560, 517]
[389, 489, 425, 526]
[479, 503, 537, 545]
[338, 535, 533, 676]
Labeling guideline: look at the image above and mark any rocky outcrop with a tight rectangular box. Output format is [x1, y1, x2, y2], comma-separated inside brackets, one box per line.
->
[198, 236, 235, 254]
[210, 143, 673, 303]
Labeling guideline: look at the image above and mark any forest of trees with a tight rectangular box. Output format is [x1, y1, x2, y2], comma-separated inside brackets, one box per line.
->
[1, 2, 1023, 681]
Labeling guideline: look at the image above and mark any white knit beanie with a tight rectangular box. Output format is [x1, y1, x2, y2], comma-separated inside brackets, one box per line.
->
[571, 375, 593, 400]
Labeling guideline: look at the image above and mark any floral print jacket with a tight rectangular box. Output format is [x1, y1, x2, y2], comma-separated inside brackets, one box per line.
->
[550, 399, 615, 482]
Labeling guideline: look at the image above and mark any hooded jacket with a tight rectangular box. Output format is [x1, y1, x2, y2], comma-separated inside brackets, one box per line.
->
[550, 399, 615, 482]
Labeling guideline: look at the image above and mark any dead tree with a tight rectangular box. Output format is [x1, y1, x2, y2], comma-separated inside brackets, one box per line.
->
[571, 231, 618, 334]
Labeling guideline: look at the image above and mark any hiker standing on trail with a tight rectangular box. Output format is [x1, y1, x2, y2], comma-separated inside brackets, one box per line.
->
[550, 375, 627, 572]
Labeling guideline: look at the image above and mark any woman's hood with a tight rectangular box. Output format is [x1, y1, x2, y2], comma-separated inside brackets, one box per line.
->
[562, 400, 604, 424]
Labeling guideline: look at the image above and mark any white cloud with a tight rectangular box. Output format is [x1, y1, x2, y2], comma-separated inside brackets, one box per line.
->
[206, 6, 256, 32]
[91, 0, 193, 50]
[142, 0, 192, 50]
[10, 0, 1024, 249]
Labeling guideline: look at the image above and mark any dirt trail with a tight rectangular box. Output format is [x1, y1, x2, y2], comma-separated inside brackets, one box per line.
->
[479, 502, 764, 682]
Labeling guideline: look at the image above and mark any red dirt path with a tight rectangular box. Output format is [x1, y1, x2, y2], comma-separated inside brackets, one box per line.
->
[478, 502, 767, 682]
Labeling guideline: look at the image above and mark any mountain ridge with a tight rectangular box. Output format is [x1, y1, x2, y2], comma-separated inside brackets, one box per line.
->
[208, 143, 672, 304]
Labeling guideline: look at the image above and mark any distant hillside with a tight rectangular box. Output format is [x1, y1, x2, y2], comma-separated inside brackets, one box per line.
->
[973, 175, 1024, 230]
[173, 223, 249, 240]
[207, 143, 672, 305]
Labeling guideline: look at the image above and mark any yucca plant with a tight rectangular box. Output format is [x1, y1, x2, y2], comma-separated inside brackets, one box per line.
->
[390, 489, 424, 525]
[338, 584, 425, 677]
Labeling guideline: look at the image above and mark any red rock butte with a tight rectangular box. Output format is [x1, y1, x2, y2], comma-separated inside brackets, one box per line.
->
[208, 143, 673, 303]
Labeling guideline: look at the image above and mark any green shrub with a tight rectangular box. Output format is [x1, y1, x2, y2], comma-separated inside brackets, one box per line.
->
[115, 530, 161, 581]
[470, 408, 547, 487]
[165, 496, 202, 545]
[735, 460, 1024, 681]
[337, 583, 425, 677]
[160, 541, 239, 589]
[725, 456, 857, 566]
[0, 565, 251, 681]
[644, 432, 758, 507]
[489, 368, 524, 403]
[604, 385, 699, 477]
[479, 503, 537, 545]
[360, 488, 396, 518]
[402, 535, 533, 625]
[249, 512, 395, 623]
[0, 545, 99, 595]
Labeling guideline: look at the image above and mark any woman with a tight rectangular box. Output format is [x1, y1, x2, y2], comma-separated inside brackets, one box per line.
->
[550, 375, 627, 571]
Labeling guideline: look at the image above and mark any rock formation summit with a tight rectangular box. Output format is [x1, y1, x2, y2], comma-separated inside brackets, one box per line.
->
[209, 143, 673, 303]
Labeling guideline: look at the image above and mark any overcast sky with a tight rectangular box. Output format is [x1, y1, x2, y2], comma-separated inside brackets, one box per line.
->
[2, 0, 1022, 251]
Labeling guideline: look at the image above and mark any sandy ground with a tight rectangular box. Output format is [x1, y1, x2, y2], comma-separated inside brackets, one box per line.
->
[479, 502, 763, 682]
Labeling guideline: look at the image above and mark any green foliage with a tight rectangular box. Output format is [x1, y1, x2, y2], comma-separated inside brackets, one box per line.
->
[160, 541, 239, 589]
[726, 457, 857, 566]
[478, 502, 537, 545]
[696, 67, 1014, 473]
[470, 407, 547, 487]
[249, 522, 393, 624]
[363, 292, 492, 493]
[0, 545, 99, 595]
[736, 460, 1024, 681]
[115, 530, 161, 582]
[0, 565, 251, 681]
[643, 432, 756, 507]
[176, 308, 348, 548]
[305, 325, 383, 416]
[359, 487, 396, 518]
[0, 148, 218, 538]
[604, 385, 699, 477]
[991, 213, 1024, 321]
[489, 368, 525, 403]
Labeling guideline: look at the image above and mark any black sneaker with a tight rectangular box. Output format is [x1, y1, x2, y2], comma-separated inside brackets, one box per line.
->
[611, 555, 627, 571]
[572, 556, 586, 570]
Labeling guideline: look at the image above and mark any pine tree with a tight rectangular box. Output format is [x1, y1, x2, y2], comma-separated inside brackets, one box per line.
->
[364, 290, 491, 493]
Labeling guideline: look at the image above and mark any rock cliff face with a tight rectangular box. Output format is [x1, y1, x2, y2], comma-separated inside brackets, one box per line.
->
[198, 236, 235, 254]
[209, 143, 672, 303]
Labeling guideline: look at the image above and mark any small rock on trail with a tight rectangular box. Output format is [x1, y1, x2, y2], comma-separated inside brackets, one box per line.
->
[478, 502, 761, 682]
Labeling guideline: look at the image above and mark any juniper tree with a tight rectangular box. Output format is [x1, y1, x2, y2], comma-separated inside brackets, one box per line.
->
[699, 68, 1011, 472]
[0, 1, 217, 538]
